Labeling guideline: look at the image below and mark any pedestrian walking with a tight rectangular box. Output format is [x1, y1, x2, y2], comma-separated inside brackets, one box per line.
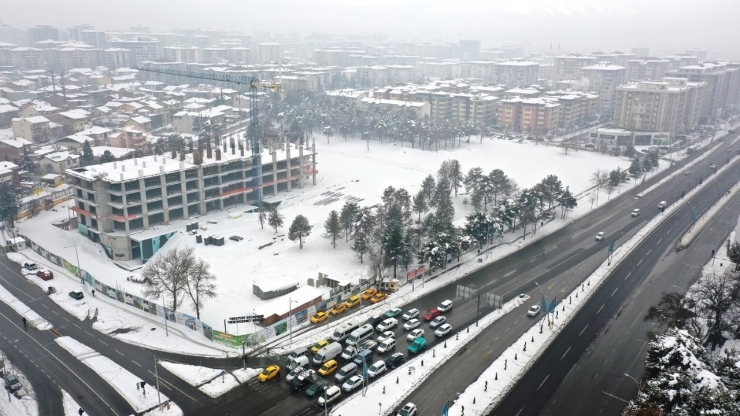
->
[22, 317, 27, 329]
[91, 289, 95, 297]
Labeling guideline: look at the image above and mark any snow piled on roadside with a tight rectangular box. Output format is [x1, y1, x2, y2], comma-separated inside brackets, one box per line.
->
[159, 361, 261, 398]
[0, 352, 38, 416]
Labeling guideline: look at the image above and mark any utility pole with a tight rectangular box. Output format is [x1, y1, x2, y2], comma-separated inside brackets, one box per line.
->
[162, 294, 169, 337]
[154, 355, 161, 409]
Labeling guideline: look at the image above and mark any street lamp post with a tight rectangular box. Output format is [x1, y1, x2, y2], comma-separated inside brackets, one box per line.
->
[64, 245, 85, 292]
[624, 373, 640, 391]
[288, 298, 298, 346]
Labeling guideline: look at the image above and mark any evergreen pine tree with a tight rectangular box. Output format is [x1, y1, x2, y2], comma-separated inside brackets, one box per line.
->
[421, 175, 436, 206]
[324, 210, 341, 248]
[99, 150, 116, 164]
[449, 159, 463, 196]
[268, 208, 284, 233]
[434, 177, 455, 234]
[464, 211, 490, 248]
[0, 183, 20, 228]
[412, 190, 427, 222]
[80, 140, 95, 166]
[288, 215, 312, 249]
[628, 157, 643, 177]
[352, 230, 370, 263]
[18, 146, 34, 172]
[339, 202, 359, 241]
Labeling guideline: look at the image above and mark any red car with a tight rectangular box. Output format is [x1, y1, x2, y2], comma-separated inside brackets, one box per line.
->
[423, 309, 440, 321]
[36, 270, 53, 280]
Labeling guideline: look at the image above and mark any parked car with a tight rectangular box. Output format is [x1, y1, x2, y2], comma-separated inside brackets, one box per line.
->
[36, 269, 53, 280]
[595, 232, 605, 241]
[385, 352, 406, 368]
[684, 170, 690, 175]
[385, 308, 403, 318]
[435, 323, 452, 337]
[429, 316, 447, 328]
[377, 330, 395, 344]
[402, 309, 419, 321]
[658, 201, 667, 209]
[368, 360, 387, 378]
[4, 374, 21, 392]
[710, 163, 716, 169]
[403, 318, 421, 331]
[258, 365, 280, 382]
[376, 318, 398, 332]
[342, 375, 363, 393]
[69, 291, 84, 300]
[370, 292, 387, 303]
[345, 295, 361, 308]
[423, 309, 440, 321]
[407, 328, 424, 342]
[527, 305, 541, 317]
[317, 386, 341, 406]
[398, 403, 418, 416]
[437, 300, 453, 313]
[23, 263, 37, 271]
[330, 303, 346, 316]
[361, 288, 378, 300]
[310, 311, 328, 324]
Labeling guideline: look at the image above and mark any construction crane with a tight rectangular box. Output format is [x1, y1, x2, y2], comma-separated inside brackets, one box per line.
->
[132, 65, 281, 209]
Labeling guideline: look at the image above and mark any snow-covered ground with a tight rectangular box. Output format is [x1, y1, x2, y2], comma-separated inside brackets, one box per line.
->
[159, 361, 260, 398]
[17, 133, 683, 345]
[6, 251, 235, 357]
[0, 274, 52, 330]
[62, 390, 82, 416]
[55, 336, 175, 414]
[330, 294, 529, 415]
[0, 351, 39, 416]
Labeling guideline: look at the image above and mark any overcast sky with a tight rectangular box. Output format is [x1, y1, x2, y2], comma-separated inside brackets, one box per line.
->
[2, 0, 737, 58]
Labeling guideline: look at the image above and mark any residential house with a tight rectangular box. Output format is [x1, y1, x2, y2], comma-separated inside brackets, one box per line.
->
[79, 126, 112, 145]
[0, 138, 32, 164]
[108, 128, 146, 148]
[12, 116, 56, 143]
[57, 134, 96, 151]
[124, 115, 152, 132]
[0, 104, 19, 127]
[48, 109, 90, 135]
[43, 151, 80, 174]
[0, 161, 20, 188]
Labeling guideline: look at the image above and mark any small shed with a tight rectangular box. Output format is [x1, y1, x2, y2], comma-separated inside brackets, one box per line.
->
[41, 173, 64, 187]
[6, 237, 26, 251]
[253, 276, 299, 300]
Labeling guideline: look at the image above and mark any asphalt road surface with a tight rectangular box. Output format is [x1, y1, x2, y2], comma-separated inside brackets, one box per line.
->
[493, 140, 740, 415]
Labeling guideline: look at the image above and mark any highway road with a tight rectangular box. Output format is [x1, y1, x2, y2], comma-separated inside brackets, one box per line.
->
[493, 139, 740, 415]
[231, 137, 739, 415]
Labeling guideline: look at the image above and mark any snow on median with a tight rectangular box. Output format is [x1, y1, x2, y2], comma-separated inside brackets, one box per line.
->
[330, 294, 529, 416]
[159, 361, 261, 398]
[0, 279, 52, 330]
[55, 336, 175, 414]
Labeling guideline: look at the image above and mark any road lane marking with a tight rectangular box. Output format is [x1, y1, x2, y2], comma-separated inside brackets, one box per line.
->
[115, 349, 124, 356]
[99, 340, 108, 346]
[85, 330, 94, 337]
[537, 374, 550, 390]
[624, 272, 632, 281]
[637, 259, 643, 266]
[560, 347, 571, 360]
[515, 406, 526, 416]
[131, 360, 141, 367]
[611, 288, 618, 297]
[597, 304, 605, 314]
[657, 238, 663, 244]
[646, 249, 652, 255]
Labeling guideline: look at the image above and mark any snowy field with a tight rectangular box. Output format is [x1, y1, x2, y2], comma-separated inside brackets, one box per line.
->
[17, 137, 636, 330]
[159, 361, 260, 398]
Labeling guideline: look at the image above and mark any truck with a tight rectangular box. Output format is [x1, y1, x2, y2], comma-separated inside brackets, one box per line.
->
[340, 339, 377, 360]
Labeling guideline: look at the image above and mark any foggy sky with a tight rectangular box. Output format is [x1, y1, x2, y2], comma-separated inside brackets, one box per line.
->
[1, 0, 737, 58]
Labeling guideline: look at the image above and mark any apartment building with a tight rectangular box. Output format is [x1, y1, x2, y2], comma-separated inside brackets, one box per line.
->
[494, 61, 540, 87]
[12, 116, 56, 143]
[67, 144, 318, 261]
[108, 38, 160, 65]
[631, 47, 650, 58]
[626, 59, 672, 81]
[498, 97, 562, 135]
[669, 62, 740, 121]
[553, 55, 597, 81]
[359, 97, 430, 118]
[581, 64, 626, 111]
[543, 91, 598, 129]
[613, 80, 693, 139]
[226, 47, 251, 64]
[163, 46, 201, 63]
[6, 47, 45, 69]
[415, 61, 463, 79]
[257, 42, 282, 63]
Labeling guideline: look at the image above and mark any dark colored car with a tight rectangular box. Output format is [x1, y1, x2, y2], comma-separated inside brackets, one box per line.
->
[365, 315, 384, 327]
[385, 352, 405, 369]
[23, 263, 38, 271]
[69, 291, 84, 300]
[290, 375, 312, 393]
[305, 383, 327, 399]
[229, 235, 243, 242]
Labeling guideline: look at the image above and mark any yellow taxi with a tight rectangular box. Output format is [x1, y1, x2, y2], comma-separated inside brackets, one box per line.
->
[370, 292, 387, 304]
[330, 303, 346, 316]
[361, 288, 378, 300]
[258, 365, 280, 382]
[345, 295, 361, 308]
[310, 311, 328, 324]
[318, 359, 338, 376]
[311, 339, 329, 354]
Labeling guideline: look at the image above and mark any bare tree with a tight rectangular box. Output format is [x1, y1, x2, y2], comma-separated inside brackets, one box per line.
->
[142, 246, 196, 311]
[644, 292, 698, 334]
[183, 257, 217, 320]
[257, 205, 266, 229]
[690, 270, 740, 348]
[590, 169, 609, 205]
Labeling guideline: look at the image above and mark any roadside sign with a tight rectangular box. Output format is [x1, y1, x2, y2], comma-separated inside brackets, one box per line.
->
[227, 315, 264, 324]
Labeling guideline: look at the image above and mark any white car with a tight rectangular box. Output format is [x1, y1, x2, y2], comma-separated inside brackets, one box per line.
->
[403, 318, 421, 331]
[377, 339, 395, 353]
[398, 403, 418, 416]
[429, 316, 447, 328]
[286, 366, 303, 382]
[342, 375, 363, 393]
[595, 232, 605, 241]
[658, 201, 667, 209]
[376, 318, 398, 332]
[435, 323, 452, 337]
[407, 328, 424, 342]
[402, 308, 419, 321]
[710, 163, 716, 168]
[527, 305, 541, 317]
[367, 361, 387, 378]
[377, 330, 395, 344]
[631, 208, 641, 217]
[437, 300, 453, 313]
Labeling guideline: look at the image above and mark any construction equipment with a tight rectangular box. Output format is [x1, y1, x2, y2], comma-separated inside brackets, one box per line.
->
[132, 65, 281, 209]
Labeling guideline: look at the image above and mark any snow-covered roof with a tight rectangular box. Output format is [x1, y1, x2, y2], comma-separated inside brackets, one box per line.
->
[58, 109, 90, 120]
[129, 115, 151, 124]
[22, 116, 50, 124]
[495, 61, 539, 67]
[0, 138, 31, 148]
[253, 286, 323, 317]
[81, 126, 112, 136]
[66, 154, 191, 183]
[91, 146, 135, 158]
[582, 64, 626, 71]
[0, 104, 19, 114]
[253, 276, 299, 293]
[61, 134, 95, 144]
[45, 151, 79, 162]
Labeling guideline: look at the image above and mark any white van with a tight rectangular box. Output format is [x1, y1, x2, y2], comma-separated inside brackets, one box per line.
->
[346, 324, 374, 346]
[331, 321, 360, 342]
[288, 355, 309, 370]
[313, 342, 343, 366]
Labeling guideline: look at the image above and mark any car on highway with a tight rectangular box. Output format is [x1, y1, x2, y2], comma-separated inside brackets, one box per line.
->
[345, 295, 361, 308]
[368, 360, 387, 378]
[311, 340, 329, 354]
[438, 300, 453, 313]
[289, 372, 313, 392]
[435, 323, 452, 337]
[408, 337, 427, 354]
[403, 318, 421, 331]
[258, 365, 280, 382]
[407, 328, 424, 342]
[710, 163, 716, 168]
[385, 308, 403, 318]
[370, 292, 387, 303]
[430, 316, 447, 328]
[423, 309, 440, 321]
[398, 403, 418, 416]
[361, 288, 377, 300]
[631, 208, 641, 217]
[658, 201, 667, 209]
[684, 170, 690, 175]
[342, 375, 364, 393]
[376, 318, 398, 332]
[527, 305, 541, 317]
[318, 360, 338, 376]
[377, 339, 395, 353]
[4, 374, 21, 392]
[69, 291, 84, 300]
[595, 232, 605, 241]
[330, 303, 346, 316]
[310, 311, 328, 324]
[377, 330, 395, 344]
[385, 352, 406, 368]
[402, 308, 419, 321]
[305, 382, 328, 399]
[286, 366, 304, 383]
